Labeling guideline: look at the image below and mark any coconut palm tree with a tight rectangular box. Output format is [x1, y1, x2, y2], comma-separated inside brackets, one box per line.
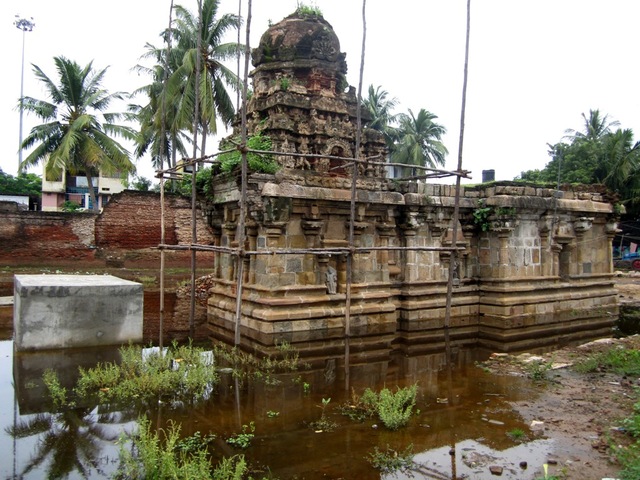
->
[166, 0, 242, 159]
[392, 108, 448, 177]
[131, 42, 191, 172]
[19, 56, 136, 211]
[565, 108, 620, 142]
[363, 84, 399, 147]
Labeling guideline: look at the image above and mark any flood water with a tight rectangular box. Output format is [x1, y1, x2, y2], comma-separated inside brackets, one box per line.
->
[0, 292, 556, 480]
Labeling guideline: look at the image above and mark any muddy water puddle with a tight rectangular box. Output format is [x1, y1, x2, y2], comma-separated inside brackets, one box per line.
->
[0, 289, 554, 480]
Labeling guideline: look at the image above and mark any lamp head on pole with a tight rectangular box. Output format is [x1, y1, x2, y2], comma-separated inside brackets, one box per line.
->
[14, 15, 35, 32]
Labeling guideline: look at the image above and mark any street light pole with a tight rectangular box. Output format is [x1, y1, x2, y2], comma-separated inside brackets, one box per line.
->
[15, 15, 35, 175]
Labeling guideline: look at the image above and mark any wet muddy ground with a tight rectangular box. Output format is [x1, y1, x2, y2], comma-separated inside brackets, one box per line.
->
[480, 334, 640, 479]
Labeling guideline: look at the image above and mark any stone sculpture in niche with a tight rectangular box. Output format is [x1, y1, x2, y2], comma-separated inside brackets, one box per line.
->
[325, 266, 337, 294]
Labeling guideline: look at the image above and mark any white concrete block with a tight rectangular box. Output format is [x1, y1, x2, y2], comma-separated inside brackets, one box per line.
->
[14, 274, 143, 351]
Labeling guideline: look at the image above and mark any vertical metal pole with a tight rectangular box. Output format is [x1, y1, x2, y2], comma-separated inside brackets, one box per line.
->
[15, 17, 35, 174]
[18, 28, 26, 174]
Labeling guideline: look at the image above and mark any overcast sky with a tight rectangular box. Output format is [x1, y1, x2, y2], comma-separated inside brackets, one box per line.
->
[2, 0, 639, 185]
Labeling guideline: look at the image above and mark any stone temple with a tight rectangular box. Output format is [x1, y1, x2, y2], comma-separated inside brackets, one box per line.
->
[204, 11, 619, 366]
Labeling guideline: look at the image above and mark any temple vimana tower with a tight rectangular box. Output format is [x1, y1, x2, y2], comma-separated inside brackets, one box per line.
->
[204, 10, 619, 366]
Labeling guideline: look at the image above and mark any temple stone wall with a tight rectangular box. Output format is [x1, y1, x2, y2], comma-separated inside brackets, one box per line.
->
[205, 176, 619, 357]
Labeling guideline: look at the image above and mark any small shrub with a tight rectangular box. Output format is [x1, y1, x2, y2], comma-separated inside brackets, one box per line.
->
[376, 385, 418, 430]
[75, 341, 218, 405]
[175, 166, 214, 198]
[61, 200, 82, 212]
[339, 388, 378, 422]
[342, 385, 418, 430]
[296, 2, 323, 16]
[472, 201, 493, 232]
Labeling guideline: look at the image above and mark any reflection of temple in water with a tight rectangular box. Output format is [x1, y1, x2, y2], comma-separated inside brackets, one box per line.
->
[201, 11, 618, 365]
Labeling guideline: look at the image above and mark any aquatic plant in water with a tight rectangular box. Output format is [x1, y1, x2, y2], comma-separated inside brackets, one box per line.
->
[367, 444, 415, 474]
[116, 417, 248, 479]
[340, 384, 418, 430]
[72, 341, 219, 405]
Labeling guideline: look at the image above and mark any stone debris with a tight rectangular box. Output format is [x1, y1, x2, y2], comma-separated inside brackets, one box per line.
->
[489, 465, 503, 475]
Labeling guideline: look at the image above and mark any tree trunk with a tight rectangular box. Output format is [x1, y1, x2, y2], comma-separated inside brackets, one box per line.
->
[199, 122, 208, 168]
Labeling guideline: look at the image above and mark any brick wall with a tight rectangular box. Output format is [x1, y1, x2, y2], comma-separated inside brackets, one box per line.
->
[0, 191, 215, 267]
[0, 209, 97, 264]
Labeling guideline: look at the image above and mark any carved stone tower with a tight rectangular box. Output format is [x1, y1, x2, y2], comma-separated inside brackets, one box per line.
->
[244, 11, 387, 178]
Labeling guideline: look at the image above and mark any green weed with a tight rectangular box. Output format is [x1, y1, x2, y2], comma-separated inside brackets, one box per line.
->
[42, 369, 68, 409]
[74, 341, 218, 405]
[367, 444, 414, 473]
[341, 385, 417, 430]
[574, 346, 640, 376]
[226, 422, 255, 449]
[213, 340, 308, 386]
[309, 398, 337, 432]
[507, 427, 526, 442]
[115, 417, 238, 479]
[524, 359, 553, 382]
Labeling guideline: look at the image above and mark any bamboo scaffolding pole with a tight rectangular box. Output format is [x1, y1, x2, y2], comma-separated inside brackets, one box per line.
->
[233, 0, 253, 346]
[443, 0, 472, 368]
[155, 148, 471, 180]
[157, 244, 466, 255]
[343, 0, 368, 385]
[158, 0, 175, 351]
[187, 0, 204, 340]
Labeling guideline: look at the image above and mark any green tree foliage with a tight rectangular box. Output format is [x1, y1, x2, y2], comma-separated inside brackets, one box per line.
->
[132, 0, 241, 179]
[518, 109, 640, 216]
[19, 56, 136, 212]
[130, 176, 153, 191]
[175, 166, 214, 197]
[363, 84, 448, 178]
[362, 85, 399, 150]
[167, 0, 242, 156]
[0, 170, 41, 197]
[393, 109, 448, 176]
